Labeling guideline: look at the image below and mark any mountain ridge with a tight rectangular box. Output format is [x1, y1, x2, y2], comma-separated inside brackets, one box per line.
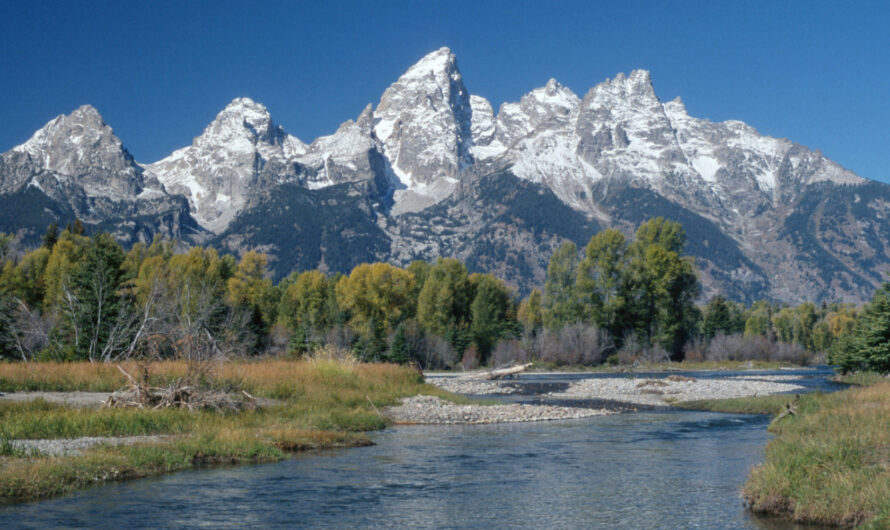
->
[0, 47, 886, 304]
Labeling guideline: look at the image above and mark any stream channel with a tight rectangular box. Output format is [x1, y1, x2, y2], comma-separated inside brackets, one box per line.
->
[1, 368, 843, 529]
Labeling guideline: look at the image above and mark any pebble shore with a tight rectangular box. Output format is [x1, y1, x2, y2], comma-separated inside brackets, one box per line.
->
[423, 377, 520, 395]
[549, 376, 807, 406]
[384, 395, 612, 424]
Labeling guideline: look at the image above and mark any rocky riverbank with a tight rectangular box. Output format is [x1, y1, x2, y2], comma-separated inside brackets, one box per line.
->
[384, 395, 612, 424]
[424, 373, 809, 408]
[549, 375, 807, 406]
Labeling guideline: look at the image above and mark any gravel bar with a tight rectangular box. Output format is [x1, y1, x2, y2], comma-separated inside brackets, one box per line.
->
[550, 376, 807, 406]
[424, 377, 520, 395]
[384, 395, 612, 424]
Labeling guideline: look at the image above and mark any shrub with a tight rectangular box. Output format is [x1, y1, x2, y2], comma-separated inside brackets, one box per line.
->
[490, 339, 533, 367]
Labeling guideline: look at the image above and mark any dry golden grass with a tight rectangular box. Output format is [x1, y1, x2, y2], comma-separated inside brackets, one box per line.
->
[0, 359, 452, 503]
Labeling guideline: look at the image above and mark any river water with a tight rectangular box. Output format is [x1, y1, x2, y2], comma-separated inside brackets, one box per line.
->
[1, 369, 838, 529]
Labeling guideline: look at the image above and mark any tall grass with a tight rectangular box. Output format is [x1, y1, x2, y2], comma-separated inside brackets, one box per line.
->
[743, 381, 890, 527]
[0, 359, 448, 502]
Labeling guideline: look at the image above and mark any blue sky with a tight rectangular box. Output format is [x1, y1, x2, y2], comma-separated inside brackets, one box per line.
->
[2, 0, 888, 182]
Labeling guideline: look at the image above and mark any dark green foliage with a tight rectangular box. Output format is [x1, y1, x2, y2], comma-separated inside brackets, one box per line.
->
[288, 325, 313, 357]
[66, 220, 86, 236]
[417, 258, 473, 338]
[702, 295, 734, 338]
[469, 274, 513, 362]
[831, 283, 890, 373]
[63, 233, 126, 361]
[388, 323, 410, 364]
[355, 317, 388, 362]
[601, 185, 768, 303]
[550, 218, 700, 357]
[42, 224, 59, 249]
[0, 294, 17, 359]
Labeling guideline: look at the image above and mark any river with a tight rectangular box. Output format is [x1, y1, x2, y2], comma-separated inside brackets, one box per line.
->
[1, 369, 838, 529]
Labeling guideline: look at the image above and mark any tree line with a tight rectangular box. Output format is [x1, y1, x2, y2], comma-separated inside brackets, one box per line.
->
[0, 218, 886, 371]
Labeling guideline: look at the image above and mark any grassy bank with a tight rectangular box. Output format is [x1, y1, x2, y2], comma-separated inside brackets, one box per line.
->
[741, 381, 890, 528]
[677, 394, 805, 415]
[682, 378, 890, 528]
[0, 359, 450, 503]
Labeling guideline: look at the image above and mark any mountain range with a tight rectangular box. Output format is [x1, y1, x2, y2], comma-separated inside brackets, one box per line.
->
[2, 47, 888, 304]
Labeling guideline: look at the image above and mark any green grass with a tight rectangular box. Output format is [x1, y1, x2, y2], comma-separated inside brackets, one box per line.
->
[742, 381, 890, 528]
[834, 371, 888, 387]
[0, 359, 457, 503]
[678, 394, 806, 415]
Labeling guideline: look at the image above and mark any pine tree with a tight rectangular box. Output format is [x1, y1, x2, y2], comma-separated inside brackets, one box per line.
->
[831, 283, 890, 373]
[702, 295, 733, 338]
[389, 323, 410, 364]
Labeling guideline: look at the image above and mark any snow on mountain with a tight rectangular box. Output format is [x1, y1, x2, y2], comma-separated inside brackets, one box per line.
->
[5, 105, 159, 200]
[372, 47, 473, 210]
[146, 97, 306, 233]
[295, 104, 391, 191]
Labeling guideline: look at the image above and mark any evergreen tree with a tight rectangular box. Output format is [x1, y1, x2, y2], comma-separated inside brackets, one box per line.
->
[63, 233, 126, 361]
[702, 295, 734, 338]
[42, 224, 59, 249]
[389, 323, 410, 364]
[831, 283, 890, 373]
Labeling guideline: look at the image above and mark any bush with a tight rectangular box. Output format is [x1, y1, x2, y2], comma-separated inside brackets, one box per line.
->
[460, 345, 480, 370]
[703, 333, 815, 365]
[534, 323, 612, 366]
[490, 339, 533, 367]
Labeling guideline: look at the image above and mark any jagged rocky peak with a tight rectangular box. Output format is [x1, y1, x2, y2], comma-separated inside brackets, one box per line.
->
[521, 78, 579, 125]
[146, 97, 307, 234]
[297, 103, 386, 190]
[14, 105, 134, 172]
[469, 95, 497, 149]
[194, 97, 306, 156]
[3, 104, 152, 199]
[373, 47, 473, 189]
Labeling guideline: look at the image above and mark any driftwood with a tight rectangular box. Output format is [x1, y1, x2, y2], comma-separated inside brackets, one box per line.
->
[771, 394, 800, 424]
[104, 365, 256, 412]
[479, 363, 534, 380]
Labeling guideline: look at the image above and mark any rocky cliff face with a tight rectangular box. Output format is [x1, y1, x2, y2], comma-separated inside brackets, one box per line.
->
[1, 48, 887, 303]
[145, 98, 307, 233]
[0, 105, 198, 245]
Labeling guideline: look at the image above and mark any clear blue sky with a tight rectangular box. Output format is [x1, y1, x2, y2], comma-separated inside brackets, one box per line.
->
[2, 0, 888, 182]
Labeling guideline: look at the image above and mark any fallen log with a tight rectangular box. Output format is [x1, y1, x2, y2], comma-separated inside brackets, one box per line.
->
[481, 363, 533, 380]
[771, 394, 800, 425]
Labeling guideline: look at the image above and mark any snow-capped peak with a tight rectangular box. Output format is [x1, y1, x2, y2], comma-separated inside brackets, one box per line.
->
[145, 97, 309, 233]
[396, 47, 460, 84]
[14, 104, 114, 159]
[373, 46, 473, 202]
